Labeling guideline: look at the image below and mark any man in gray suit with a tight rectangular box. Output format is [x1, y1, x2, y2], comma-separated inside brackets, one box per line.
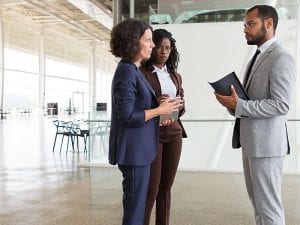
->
[215, 5, 296, 225]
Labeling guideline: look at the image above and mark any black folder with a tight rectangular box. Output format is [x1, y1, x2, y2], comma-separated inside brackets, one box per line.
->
[208, 71, 249, 100]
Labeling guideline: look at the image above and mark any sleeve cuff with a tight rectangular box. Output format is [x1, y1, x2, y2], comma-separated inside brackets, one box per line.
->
[235, 99, 244, 118]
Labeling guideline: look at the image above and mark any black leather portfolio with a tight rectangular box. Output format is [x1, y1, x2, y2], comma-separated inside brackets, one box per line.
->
[208, 71, 249, 100]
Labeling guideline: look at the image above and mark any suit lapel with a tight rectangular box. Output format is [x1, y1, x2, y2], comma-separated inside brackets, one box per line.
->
[140, 68, 180, 99]
[137, 69, 156, 98]
[147, 70, 180, 97]
[148, 71, 162, 98]
[245, 41, 279, 90]
[245, 51, 268, 90]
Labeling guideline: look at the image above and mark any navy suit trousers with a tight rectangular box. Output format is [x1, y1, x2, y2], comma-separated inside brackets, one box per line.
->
[118, 164, 151, 225]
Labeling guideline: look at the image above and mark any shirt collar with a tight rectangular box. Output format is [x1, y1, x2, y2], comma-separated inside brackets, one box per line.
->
[152, 65, 168, 73]
[258, 37, 276, 54]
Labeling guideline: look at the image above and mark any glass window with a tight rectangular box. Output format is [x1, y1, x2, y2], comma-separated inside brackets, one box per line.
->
[45, 76, 88, 113]
[121, 0, 157, 22]
[3, 70, 39, 110]
[45, 57, 88, 81]
[147, 0, 297, 25]
[3, 48, 39, 110]
[4, 48, 38, 73]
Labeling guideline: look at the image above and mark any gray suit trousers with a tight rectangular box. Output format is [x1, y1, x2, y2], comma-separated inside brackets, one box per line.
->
[242, 151, 285, 225]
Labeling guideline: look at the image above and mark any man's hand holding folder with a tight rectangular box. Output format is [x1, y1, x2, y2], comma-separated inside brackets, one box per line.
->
[214, 85, 239, 110]
[209, 71, 248, 110]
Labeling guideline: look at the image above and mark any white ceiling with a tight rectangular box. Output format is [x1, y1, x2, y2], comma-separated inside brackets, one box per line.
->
[1, 0, 113, 64]
[2, 0, 113, 41]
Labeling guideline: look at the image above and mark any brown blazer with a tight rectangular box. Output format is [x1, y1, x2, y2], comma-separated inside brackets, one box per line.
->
[139, 67, 187, 138]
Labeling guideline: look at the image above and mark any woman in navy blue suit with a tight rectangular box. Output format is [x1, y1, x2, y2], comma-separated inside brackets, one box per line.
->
[109, 19, 182, 225]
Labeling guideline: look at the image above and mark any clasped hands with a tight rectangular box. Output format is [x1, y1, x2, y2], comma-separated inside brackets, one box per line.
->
[214, 85, 238, 110]
[158, 95, 183, 126]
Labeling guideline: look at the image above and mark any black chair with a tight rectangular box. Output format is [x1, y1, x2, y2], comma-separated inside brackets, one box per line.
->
[73, 120, 89, 153]
[52, 120, 65, 153]
[60, 121, 75, 154]
[73, 127, 89, 153]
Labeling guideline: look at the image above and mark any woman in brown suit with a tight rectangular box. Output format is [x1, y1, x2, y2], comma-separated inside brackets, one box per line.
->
[140, 28, 187, 225]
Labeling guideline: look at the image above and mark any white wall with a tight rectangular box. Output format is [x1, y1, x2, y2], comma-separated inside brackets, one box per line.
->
[154, 20, 300, 173]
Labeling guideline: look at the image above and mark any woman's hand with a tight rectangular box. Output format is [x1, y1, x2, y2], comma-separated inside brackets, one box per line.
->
[144, 96, 183, 122]
[176, 96, 184, 110]
[160, 119, 173, 127]
[158, 97, 182, 115]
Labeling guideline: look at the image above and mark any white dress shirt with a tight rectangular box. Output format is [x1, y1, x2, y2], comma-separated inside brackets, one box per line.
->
[153, 65, 177, 98]
[256, 37, 277, 62]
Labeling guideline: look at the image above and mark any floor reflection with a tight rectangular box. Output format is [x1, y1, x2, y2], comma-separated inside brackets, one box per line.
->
[0, 116, 299, 225]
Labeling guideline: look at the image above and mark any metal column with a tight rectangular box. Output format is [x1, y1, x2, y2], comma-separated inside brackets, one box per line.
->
[113, 0, 122, 25]
[0, 1, 4, 118]
[129, 0, 135, 18]
[89, 43, 97, 111]
[295, 3, 300, 171]
[39, 28, 46, 112]
[113, 0, 135, 24]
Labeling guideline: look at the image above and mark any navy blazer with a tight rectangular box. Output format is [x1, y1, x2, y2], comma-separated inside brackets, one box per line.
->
[109, 59, 160, 166]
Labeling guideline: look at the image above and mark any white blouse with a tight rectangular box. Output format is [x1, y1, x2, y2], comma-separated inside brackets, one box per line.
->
[152, 65, 177, 98]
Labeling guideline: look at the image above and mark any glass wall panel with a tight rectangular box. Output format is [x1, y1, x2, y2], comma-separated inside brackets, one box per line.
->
[45, 57, 88, 81]
[1, 2, 115, 117]
[179, 120, 300, 172]
[44, 37, 90, 114]
[86, 118, 300, 173]
[116, 0, 298, 24]
[120, 0, 157, 21]
[45, 76, 88, 114]
[3, 48, 39, 111]
[95, 43, 115, 112]
[4, 48, 38, 73]
[2, 38, 114, 114]
[148, 0, 298, 25]
[87, 111, 111, 164]
[3, 70, 38, 111]
[95, 58, 113, 110]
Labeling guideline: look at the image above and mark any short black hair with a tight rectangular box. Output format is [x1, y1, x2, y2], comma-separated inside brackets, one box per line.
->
[247, 5, 278, 31]
[110, 18, 152, 61]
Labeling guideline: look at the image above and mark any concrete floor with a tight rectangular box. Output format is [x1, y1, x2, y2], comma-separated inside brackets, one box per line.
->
[0, 117, 300, 225]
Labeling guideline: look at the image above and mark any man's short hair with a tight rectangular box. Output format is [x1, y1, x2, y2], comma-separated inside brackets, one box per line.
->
[247, 5, 278, 31]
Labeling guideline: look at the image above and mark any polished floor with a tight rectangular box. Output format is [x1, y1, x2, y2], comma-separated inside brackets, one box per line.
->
[0, 116, 300, 225]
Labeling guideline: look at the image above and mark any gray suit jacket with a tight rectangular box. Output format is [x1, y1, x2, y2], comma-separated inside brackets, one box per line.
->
[234, 41, 296, 157]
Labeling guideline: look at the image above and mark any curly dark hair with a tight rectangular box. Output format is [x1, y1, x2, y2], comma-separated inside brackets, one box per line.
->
[141, 28, 179, 74]
[110, 18, 152, 61]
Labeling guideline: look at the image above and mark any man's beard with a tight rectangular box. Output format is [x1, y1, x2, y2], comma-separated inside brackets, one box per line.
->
[247, 26, 267, 45]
